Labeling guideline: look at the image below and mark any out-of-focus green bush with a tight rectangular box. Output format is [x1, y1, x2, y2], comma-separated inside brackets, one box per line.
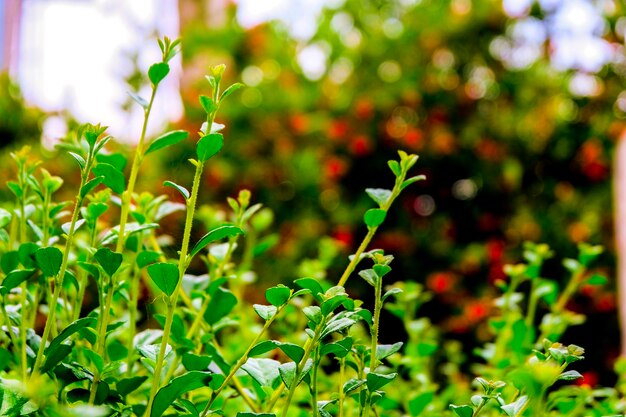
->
[172, 0, 623, 380]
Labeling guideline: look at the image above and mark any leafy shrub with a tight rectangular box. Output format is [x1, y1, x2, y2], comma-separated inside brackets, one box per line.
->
[0, 38, 619, 417]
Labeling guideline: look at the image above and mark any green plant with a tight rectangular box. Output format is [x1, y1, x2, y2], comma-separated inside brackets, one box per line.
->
[0, 38, 425, 417]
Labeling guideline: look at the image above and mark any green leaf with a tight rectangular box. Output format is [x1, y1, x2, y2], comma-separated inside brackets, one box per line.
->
[35, 246, 63, 277]
[96, 152, 127, 171]
[321, 292, 349, 315]
[388, 160, 401, 176]
[94, 248, 123, 277]
[343, 378, 366, 394]
[450, 405, 473, 417]
[117, 376, 148, 396]
[241, 358, 281, 388]
[364, 209, 386, 228]
[366, 372, 396, 391]
[199, 95, 217, 114]
[128, 91, 148, 109]
[182, 353, 212, 371]
[365, 188, 392, 207]
[321, 317, 356, 339]
[358, 269, 378, 287]
[44, 317, 97, 372]
[558, 370, 583, 381]
[265, 285, 291, 306]
[137, 251, 161, 268]
[1, 251, 19, 274]
[221, 83, 243, 101]
[294, 278, 324, 302]
[401, 175, 426, 190]
[92, 163, 125, 194]
[0, 208, 12, 228]
[80, 176, 105, 199]
[408, 392, 434, 416]
[18, 242, 38, 268]
[303, 306, 322, 324]
[382, 287, 402, 302]
[586, 274, 608, 286]
[147, 263, 179, 296]
[196, 133, 224, 162]
[320, 337, 353, 358]
[253, 304, 277, 321]
[501, 395, 528, 417]
[148, 62, 170, 86]
[41, 344, 73, 374]
[145, 130, 189, 156]
[278, 360, 312, 389]
[205, 287, 238, 325]
[151, 371, 212, 417]
[249, 340, 304, 363]
[190, 225, 244, 259]
[163, 180, 190, 200]
[236, 413, 276, 417]
[68, 152, 86, 170]
[376, 342, 403, 361]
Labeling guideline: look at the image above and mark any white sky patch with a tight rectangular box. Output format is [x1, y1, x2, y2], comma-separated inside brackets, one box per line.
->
[18, 0, 181, 143]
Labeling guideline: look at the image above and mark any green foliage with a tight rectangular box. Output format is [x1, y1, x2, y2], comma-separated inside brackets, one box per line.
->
[0, 32, 620, 417]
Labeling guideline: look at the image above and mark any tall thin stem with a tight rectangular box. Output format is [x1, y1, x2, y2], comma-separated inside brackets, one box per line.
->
[145, 160, 205, 416]
[32, 193, 83, 376]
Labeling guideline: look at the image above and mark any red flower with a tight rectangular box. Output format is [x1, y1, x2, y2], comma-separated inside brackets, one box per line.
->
[427, 272, 455, 293]
[327, 120, 350, 141]
[575, 371, 599, 388]
[350, 135, 372, 156]
[332, 226, 354, 248]
[324, 157, 348, 181]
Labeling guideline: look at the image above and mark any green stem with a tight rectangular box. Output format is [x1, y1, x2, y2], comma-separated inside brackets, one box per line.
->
[472, 398, 489, 416]
[32, 192, 84, 377]
[126, 259, 141, 376]
[116, 87, 157, 254]
[536, 268, 585, 345]
[311, 345, 321, 417]
[1, 300, 19, 357]
[89, 272, 115, 404]
[337, 173, 406, 288]
[362, 274, 384, 417]
[74, 224, 98, 322]
[553, 269, 584, 314]
[199, 313, 278, 416]
[338, 358, 346, 417]
[145, 160, 205, 417]
[279, 321, 325, 417]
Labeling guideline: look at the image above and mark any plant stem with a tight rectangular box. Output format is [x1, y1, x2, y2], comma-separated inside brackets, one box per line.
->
[338, 358, 346, 417]
[311, 345, 321, 417]
[116, 87, 156, 254]
[199, 313, 278, 416]
[126, 259, 141, 376]
[1, 300, 19, 357]
[553, 269, 584, 314]
[279, 321, 325, 417]
[164, 238, 238, 383]
[32, 193, 84, 377]
[362, 274, 384, 417]
[145, 160, 205, 417]
[337, 173, 406, 288]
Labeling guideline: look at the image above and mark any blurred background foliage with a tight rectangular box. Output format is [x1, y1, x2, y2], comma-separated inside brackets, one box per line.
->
[2, 0, 625, 383]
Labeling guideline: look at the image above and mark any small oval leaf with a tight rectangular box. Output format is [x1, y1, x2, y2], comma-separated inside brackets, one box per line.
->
[196, 133, 224, 162]
[145, 130, 189, 156]
[190, 225, 244, 259]
[147, 262, 179, 296]
[35, 246, 64, 277]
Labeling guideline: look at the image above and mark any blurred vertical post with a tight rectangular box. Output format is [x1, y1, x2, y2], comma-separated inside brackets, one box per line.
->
[1, 0, 21, 74]
[616, 131, 626, 356]
[179, 0, 227, 29]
